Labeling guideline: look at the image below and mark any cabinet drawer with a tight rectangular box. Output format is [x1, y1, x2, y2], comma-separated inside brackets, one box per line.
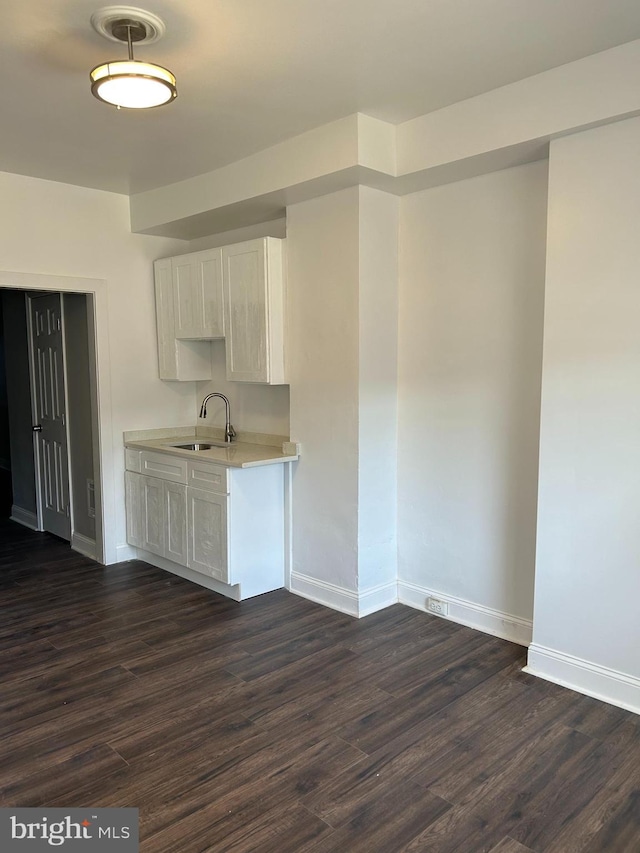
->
[125, 448, 142, 473]
[187, 460, 229, 494]
[141, 451, 187, 483]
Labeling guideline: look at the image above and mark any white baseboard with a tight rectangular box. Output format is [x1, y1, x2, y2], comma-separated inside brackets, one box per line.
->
[289, 571, 397, 618]
[71, 532, 97, 561]
[398, 579, 533, 647]
[525, 644, 640, 716]
[10, 505, 39, 531]
[115, 543, 138, 562]
[289, 572, 359, 616]
[358, 581, 399, 617]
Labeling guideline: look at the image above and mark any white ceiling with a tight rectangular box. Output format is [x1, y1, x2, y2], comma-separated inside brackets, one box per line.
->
[2, 0, 640, 195]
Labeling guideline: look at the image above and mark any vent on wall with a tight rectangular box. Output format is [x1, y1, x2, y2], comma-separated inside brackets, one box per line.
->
[87, 479, 95, 518]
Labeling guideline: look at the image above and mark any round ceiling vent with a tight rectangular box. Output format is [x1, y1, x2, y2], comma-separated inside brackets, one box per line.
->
[90, 6, 166, 45]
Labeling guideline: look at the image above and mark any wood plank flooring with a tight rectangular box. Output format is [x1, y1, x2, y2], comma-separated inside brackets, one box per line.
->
[1, 517, 639, 852]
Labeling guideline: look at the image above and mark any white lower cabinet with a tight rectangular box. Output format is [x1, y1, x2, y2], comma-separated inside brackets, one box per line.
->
[126, 469, 188, 563]
[125, 470, 144, 548]
[187, 487, 229, 582]
[141, 475, 165, 557]
[124, 449, 284, 599]
[165, 481, 188, 565]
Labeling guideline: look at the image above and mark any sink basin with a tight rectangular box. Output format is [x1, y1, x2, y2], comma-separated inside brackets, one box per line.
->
[170, 442, 229, 451]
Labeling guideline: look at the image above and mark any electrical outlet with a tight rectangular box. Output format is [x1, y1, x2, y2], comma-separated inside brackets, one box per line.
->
[427, 597, 449, 617]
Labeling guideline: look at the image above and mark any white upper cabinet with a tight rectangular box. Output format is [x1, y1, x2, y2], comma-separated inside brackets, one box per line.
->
[154, 237, 286, 385]
[173, 248, 225, 340]
[223, 238, 286, 384]
[154, 258, 213, 382]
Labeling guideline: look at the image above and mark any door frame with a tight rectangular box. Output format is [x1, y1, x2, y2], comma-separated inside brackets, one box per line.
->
[0, 271, 114, 564]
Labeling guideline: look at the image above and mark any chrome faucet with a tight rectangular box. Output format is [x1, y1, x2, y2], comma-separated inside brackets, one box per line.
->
[199, 393, 236, 443]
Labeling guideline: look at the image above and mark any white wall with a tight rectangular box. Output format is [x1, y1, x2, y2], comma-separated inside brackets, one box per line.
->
[357, 187, 399, 598]
[287, 188, 361, 596]
[529, 117, 640, 712]
[0, 171, 189, 556]
[286, 186, 399, 615]
[397, 162, 548, 642]
[187, 219, 287, 252]
[196, 340, 290, 437]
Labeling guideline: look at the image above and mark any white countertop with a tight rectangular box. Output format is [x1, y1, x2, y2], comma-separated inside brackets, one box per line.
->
[124, 431, 299, 469]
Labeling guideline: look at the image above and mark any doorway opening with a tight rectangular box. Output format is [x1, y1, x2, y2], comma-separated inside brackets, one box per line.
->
[0, 270, 115, 565]
[1, 288, 99, 557]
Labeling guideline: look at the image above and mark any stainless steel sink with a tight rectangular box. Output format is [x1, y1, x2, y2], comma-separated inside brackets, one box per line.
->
[170, 442, 228, 451]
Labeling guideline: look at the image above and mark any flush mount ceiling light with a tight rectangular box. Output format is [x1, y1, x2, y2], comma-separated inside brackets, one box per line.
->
[90, 6, 177, 109]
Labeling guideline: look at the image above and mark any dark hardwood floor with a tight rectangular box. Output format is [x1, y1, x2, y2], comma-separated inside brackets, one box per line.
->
[1, 517, 639, 852]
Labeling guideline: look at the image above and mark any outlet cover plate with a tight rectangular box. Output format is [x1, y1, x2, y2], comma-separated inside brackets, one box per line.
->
[427, 597, 449, 617]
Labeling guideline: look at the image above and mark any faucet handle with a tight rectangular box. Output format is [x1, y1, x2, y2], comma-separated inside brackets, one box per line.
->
[226, 424, 236, 442]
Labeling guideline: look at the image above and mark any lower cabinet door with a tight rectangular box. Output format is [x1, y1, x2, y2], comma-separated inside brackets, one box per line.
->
[187, 487, 229, 582]
[141, 475, 165, 557]
[165, 482, 188, 566]
[125, 471, 143, 548]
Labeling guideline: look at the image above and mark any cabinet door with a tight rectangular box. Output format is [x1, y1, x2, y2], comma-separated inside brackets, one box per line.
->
[187, 487, 229, 582]
[173, 255, 198, 339]
[154, 258, 178, 380]
[125, 471, 144, 548]
[223, 241, 269, 382]
[173, 249, 224, 340]
[154, 258, 212, 381]
[165, 482, 188, 566]
[199, 250, 224, 338]
[141, 475, 165, 557]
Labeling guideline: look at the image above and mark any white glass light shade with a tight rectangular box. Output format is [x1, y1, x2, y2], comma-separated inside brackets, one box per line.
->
[90, 59, 177, 108]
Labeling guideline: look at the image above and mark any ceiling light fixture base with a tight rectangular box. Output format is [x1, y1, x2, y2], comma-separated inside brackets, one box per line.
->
[90, 6, 166, 45]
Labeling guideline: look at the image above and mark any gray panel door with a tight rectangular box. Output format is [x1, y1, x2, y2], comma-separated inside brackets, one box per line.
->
[30, 294, 71, 540]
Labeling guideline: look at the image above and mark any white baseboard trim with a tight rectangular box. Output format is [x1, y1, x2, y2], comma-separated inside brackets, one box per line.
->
[71, 532, 97, 561]
[289, 572, 397, 618]
[115, 544, 138, 562]
[289, 572, 359, 616]
[358, 581, 399, 617]
[10, 505, 39, 531]
[525, 644, 640, 716]
[398, 579, 533, 647]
